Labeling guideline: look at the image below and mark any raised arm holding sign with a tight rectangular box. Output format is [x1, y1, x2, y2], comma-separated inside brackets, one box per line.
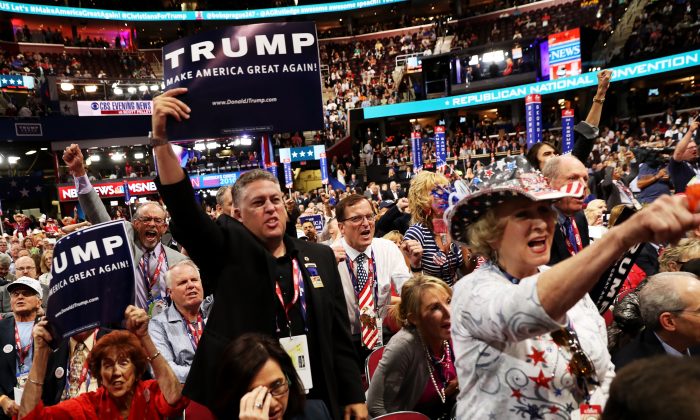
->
[151, 84, 367, 419]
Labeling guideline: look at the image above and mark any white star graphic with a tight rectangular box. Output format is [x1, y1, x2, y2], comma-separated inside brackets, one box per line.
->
[1, 78, 6, 84]
[10, 180, 17, 187]
[445, 101, 449, 105]
[299, 151, 306, 157]
[19, 188, 29, 197]
[291, 152, 298, 158]
[34, 185, 42, 192]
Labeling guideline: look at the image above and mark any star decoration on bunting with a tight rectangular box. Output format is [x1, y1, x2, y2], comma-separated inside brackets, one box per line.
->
[529, 369, 552, 389]
[527, 347, 546, 366]
[19, 188, 29, 197]
[34, 185, 42, 192]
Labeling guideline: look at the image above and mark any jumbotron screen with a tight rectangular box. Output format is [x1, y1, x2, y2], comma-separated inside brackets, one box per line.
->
[547, 28, 582, 80]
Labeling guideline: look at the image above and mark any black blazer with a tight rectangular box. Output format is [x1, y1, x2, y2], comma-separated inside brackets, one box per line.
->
[610, 329, 700, 371]
[158, 174, 364, 420]
[42, 328, 112, 406]
[0, 318, 18, 420]
[548, 211, 590, 266]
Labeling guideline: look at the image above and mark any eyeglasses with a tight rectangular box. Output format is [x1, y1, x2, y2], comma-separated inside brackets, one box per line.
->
[137, 217, 165, 225]
[267, 378, 290, 397]
[339, 214, 376, 225]
[550, 326, 599, 399]
[669, 308, 700, 316]
[15, 266, 34, 273]
[10, 289, 37, 298]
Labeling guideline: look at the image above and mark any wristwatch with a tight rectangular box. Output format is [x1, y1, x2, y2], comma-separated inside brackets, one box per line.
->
[148, 131, 169, 147]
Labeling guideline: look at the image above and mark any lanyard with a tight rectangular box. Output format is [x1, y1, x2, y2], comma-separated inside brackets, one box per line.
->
[275, 259, 308, 333]
[345, 249, 379, 311]
[64, 330, 97, 397]
[182, 312, 204, 351]
[139, 245, 167, 297]
[14, 323, 32, 369]
[561, 217, 583, 256]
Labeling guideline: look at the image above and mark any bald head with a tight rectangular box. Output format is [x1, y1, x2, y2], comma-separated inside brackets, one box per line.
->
[14, 256, 37, 279]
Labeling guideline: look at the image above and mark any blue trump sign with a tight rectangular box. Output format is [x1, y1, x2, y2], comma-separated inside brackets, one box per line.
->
[163, 22, 323, 140]
[299, 214, 324, 232]
[46, 221, 134, 339]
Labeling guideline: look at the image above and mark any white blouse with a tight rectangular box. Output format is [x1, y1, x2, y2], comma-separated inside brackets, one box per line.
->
[451, 262, 615, 419]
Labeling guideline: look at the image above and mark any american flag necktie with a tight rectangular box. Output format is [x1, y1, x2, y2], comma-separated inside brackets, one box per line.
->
[355, 253, 378, 349]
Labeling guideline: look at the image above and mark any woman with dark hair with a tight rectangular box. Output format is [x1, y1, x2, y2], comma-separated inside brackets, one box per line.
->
[18, 306, 187, 419]
[525, 141, 559, 171]
[214, 333, 330, 420]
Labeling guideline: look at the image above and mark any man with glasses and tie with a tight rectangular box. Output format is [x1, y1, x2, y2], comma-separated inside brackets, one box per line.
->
[333, 194, 422, 368]
[612, 272, 700, 370]
[0, 256, 49, 318]
[61, 144, 188, 316]
[0, 277, 43, 419]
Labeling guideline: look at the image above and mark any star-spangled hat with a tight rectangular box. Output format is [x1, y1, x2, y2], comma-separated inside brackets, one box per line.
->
[445, 155, 582, 246]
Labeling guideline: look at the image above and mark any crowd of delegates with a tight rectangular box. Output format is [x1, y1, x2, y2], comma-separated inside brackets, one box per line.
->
[0, 70, 699, 419]
[617, 0, 700, 64]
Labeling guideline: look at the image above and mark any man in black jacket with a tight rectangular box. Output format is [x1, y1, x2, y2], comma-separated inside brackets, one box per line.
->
[612, 272, 700, 370]
[151, 88, 367, 420]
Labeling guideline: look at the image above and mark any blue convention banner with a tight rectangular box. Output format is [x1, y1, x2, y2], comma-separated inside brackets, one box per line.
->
[278, 145, 326, 163]
[525, 94, 542, 150]
[562, 109, 575, 154]
[0, 0, 407, 21]
[268, 163, 279, 178]
[163, 22, 323, 140]
[122, 180, 131, 202]
[283, 161, 293, 188]
[46, 221, 134, 339]
[189, 171, 246, 190]
[435, 126, 447, 169]
[299, 214, 324, 232]
[363, 50, 700, 119]
[411, 132, 423, 172]
[320, 154, 329, 185]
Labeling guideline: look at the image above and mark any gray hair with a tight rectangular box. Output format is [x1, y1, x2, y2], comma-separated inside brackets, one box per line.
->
[134, 201, 167, 219]
[640, 272, 700, 331]
[0, 254, 10, 267]
[232, 169, 280, 206]
[541, 155, 564, 182]
[215, 186, 232, 207]
[164, 259, 200, 289]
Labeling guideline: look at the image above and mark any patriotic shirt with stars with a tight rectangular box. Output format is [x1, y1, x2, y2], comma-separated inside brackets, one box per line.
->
[451, 262, 615, 420]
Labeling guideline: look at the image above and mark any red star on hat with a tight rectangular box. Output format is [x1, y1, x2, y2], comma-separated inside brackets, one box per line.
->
[550, 406, 559, 414]
[529, 369, 553, 389]
[527, 347, 547, 366]
[511, 388, 523, 400]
